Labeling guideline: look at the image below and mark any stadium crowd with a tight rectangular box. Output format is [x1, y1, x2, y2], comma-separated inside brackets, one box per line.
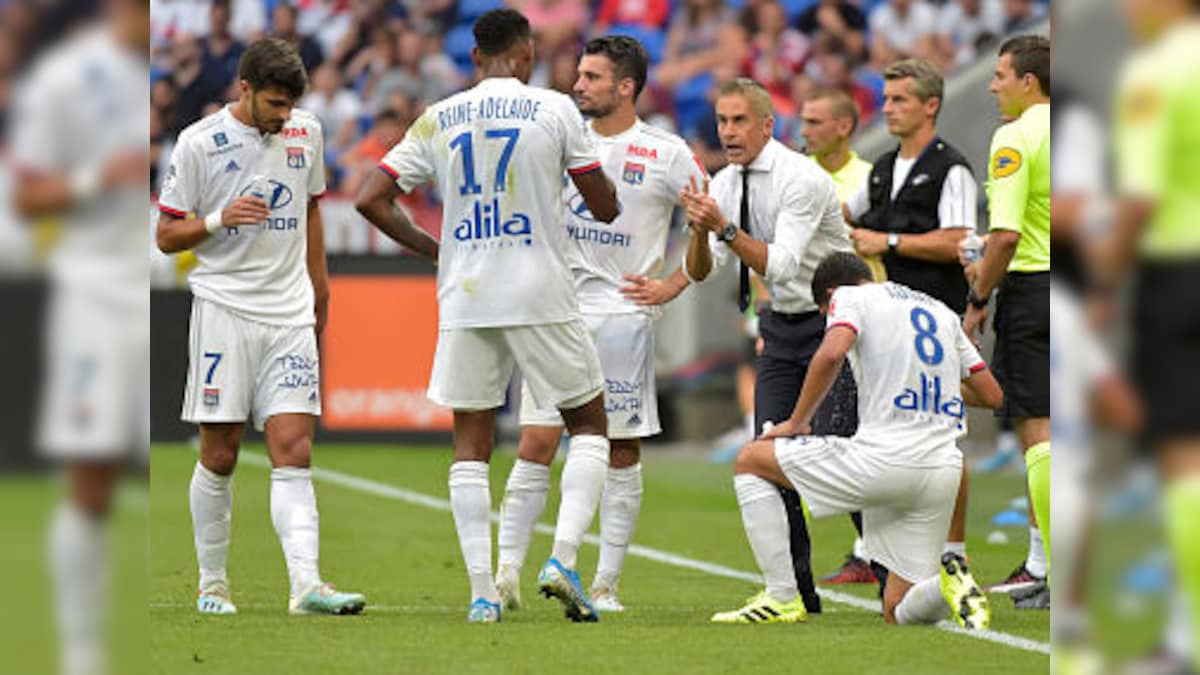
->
[149, 0, 1048, 200]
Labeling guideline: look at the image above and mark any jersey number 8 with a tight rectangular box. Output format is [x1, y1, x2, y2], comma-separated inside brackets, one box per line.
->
[910, 307, 944, 366]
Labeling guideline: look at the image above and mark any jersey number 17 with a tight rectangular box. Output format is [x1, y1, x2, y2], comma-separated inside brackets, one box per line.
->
[449, 128, 521, 196]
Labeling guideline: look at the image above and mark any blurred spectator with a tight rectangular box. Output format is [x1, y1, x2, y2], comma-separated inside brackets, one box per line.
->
[795, 0, 867, 62]
[868, 0, 939, 71]
[418, 31, 464, 98]
[595, 0, 670, 33]
[370, 27, 460, 112]
[300, 62, 363, 152]
[151, 75, 182, 137]
[225, 0, 268, 42]
[329, 0, 404, 70]
[170, 32, 227, 132]
[346, 25, 396, 98]
[548, 49, 579, 96]
[655, 0, 744, 88]
[514, 0, 587, 56]
[808, 35, 877, 122]
[296, 0, 356, 58]
[200, 0, 244, 94]
[687, 60, 742, 173]
[337, 109, 405, 197]
[935, 0, 1005, 70]
[403, 0, 456, 35]
[271, 2, 323, 74]
[1002, 0, 1048, 33]
[743, 1, 810, 115]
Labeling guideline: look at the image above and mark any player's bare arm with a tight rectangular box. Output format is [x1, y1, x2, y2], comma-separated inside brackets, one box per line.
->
[306, 197, 330, 335]
[571, 168, 620, 223]
[155, 195, 270, 254]
[619, 268, 689, 306]
[960, 367, 1004, 410]
[354, 170, 439, 262]
[852, 227, 967, 263]
[14, 148, 148, 218]
[762, 326, 856, 439]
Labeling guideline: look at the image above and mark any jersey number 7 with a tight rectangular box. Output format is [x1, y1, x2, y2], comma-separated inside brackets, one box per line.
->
[449, 128, 521, 196]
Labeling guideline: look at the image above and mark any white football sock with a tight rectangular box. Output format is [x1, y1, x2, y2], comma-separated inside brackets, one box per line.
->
[497, 459, 550, 571]
[550, 434, 609, 569]
[594, 463, 643, 591]
[189, 462, 233, 591]
[894, 575, 947, 624]
[1026, 527, 1047, 578]
[270, 467, 322, 597]
[1166, 581, 1196, 660]
[449, 461, 498, 603]
[734, 474, 797, 603]
[943, 541, 967, 557]
[853, 537, 869, 561]
[50, 501, 108, 675]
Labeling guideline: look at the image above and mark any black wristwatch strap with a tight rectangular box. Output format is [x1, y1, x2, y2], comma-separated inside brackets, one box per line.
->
[967, 288, 989, 310]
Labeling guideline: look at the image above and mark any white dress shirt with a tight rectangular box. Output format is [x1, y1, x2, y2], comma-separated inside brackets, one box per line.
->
[688, 138, 851, 314]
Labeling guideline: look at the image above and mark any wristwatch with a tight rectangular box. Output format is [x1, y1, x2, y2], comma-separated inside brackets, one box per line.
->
[719, 222, 739, 243]
[967, 287, 990, 310]
[887, 232, 900, 253]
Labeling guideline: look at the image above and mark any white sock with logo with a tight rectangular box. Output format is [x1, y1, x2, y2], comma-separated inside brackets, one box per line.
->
[449, 461, 498, 603]
[550, 434, 609, 569]
[270, 467, 322, 597]
[943, 541, 967, 558]
[497, 459, 551, 572]
[190, 461, 233, 591]
[594, 463, 643, 592]
[50, 501, 108, 675]
[1026, 527, 1047, 578]
[895, 575, 948, 624]
[734, 474, 797, 604]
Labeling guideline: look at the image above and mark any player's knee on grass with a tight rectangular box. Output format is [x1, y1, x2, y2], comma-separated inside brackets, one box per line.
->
[516, 425, 561, 465]
[610, 439, 640, 468]
[560, 392, 607, 438]
[881, 573, 913, 625]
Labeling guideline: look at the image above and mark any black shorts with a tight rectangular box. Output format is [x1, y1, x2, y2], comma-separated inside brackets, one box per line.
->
[1134, 261, 1200, 445]
[992, 271, 1049, 419]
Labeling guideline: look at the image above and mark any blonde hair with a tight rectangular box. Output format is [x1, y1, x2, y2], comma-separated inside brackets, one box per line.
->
[807, 87, 860, 134]
[717, 78, 774, 120]
[883, 58, 943, 113]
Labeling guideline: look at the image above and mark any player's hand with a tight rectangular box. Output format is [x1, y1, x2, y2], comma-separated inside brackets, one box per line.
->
[100, 149, 151, 188]
[222, 196, 270, 226]
[849, 228, 887, 257]
[620, 273, 685, 306]
[963, 304, 989, 350]
[760, 418, 809, 440]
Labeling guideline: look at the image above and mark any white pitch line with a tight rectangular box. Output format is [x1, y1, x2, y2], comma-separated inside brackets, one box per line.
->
[237, 453, 1049, 655]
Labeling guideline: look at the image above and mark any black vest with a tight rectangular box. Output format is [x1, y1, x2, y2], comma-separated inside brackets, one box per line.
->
[860, 138, 971, 313]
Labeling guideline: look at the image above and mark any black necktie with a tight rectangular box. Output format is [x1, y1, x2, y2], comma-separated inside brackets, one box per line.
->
[738, 167, 752, 313]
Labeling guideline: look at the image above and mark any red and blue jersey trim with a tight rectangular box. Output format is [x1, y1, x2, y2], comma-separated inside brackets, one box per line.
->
[827, 321, 859, 335]
[567, 161, 602, 176]
[378, 162, 400, 180]
[158, 204, 187, 218]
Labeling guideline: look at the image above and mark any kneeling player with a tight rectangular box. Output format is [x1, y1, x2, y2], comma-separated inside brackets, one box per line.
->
[711, 253, 1001, 627]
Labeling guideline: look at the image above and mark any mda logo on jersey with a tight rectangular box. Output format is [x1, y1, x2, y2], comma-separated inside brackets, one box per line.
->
[622, 162, 645, 186]
[287, 147, 306, 169]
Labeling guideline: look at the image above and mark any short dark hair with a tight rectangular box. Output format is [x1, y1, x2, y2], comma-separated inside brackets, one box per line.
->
[238, 38, 307, 99]
[473, 9, 531, 56]
[999, 35, 1050, 96]
[811, 252, 872, 308]
[583, 35, 649, 99]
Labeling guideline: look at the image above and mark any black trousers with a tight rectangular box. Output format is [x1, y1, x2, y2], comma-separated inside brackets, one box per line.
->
[754, 308, 827, 613]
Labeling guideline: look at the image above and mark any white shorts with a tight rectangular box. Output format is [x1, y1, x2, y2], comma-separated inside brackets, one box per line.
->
[181, 297, 321, 431]
[519, 312, 659, 439]
[428, 319, 603, 412]
[39, 290, 149, 459]
[775, 436, 961, 583]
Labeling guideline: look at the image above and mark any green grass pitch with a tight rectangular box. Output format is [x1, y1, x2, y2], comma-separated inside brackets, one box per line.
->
[149, 443, 1050, 673]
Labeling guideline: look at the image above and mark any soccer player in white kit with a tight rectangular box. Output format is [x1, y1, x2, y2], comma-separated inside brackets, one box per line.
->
[354, 9, 621, 623]
[10, 1, 150, 671]
[156, 38, 365, 617]
[491, 35, 708, 614]
[712, 252, 1001, 628]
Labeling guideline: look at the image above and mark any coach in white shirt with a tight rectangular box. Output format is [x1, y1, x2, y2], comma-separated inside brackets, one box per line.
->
[682, 77, 851, 615]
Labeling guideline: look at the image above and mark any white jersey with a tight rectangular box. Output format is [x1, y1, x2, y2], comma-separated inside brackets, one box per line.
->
[159, 105, 326, 327]
[565, 118, 707, 315]
[9, 27, 148, 307]
[1050, 282, 1111, 456]
[827, 282, 986, 467]
[379, 77, 602, 328]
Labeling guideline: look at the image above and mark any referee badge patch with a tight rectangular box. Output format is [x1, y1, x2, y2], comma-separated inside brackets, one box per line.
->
[992, 147, 1022, 178]
[287, 147, 306, 169]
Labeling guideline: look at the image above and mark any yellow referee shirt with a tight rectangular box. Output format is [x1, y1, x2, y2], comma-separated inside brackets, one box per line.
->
[987, 103, 1050, 272]
[829, 151, 885, 281]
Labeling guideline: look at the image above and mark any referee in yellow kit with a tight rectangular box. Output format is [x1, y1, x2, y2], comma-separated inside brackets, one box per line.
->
[962, 35, 1051, 588]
